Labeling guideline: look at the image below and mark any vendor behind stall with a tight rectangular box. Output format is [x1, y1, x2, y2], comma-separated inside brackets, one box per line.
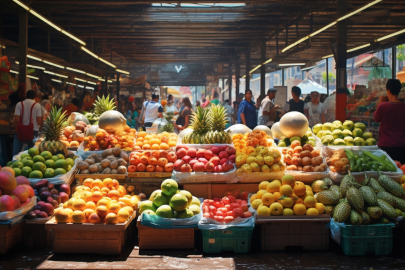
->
[281, 86, 305, 116]
[258, 88, 279, 126]
[304, 91, 325, 127]
[237, 89, 257, 130]
[63, 98, 80, 117]
[374, 79, 405, 164]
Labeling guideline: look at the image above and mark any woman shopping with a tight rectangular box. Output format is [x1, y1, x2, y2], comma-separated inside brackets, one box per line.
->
[173, 97, 193, 133]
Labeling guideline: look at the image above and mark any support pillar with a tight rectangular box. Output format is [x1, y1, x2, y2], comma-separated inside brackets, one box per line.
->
[235, 60, 240, 104]
[336, 0, 347, 122]
[260, 40, 266, 97]
[18, 8, 28, 86]
[245, 48, 250, 95]
[117, 74, 120, 108]
[228, 62, 232, 103]
[105, 77, 109, 97]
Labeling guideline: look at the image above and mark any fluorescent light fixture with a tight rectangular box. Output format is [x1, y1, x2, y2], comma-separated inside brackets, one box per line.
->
[278, 63, 306, 67]
[249, 64, 261, 74]
[10, 70, 19, 74]
[43, 60, 64, 69]
[85, 86, 94, 90]
[27, 55, 42, 61]
[116, 69, 130, 75]
[77, 85, 84, 88]
[242, 75, 246, 79]
[51, 79, 61, 83]
[67, 67, 85, 74]
[66, 82, 76, 86]
[85, 73, 100, 79]
[27, 64, 45, 70]
[309, 21, 336, 37]
[347, 43, 370, 52]
[44, 71, 68, 78]
[322, 54, 334, 59]
[0, 44, 5, 49]
[263, 58, 272, 65]
[108, 80, 113, 83]
[282, 36, 309, 53]
[81, 46, 116, 68]
[27, 75, 39, 80]
[338, 0, 382, 21]
[13, 0, 86, 46]
[87, 81, 97, 85]
[29, 10, 62, 32]
[301, 66, 316, 71]
[375, 29, 405, 42]
[75, 77, 86, 83]
[12, 0, 29, 10]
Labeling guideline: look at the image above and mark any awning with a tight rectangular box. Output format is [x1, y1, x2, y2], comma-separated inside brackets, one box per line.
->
[167, 88, 182, 98]
[296, 79, 327, 94]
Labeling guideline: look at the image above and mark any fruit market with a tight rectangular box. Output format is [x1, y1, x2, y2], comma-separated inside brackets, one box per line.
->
[1, 1, 405, 269]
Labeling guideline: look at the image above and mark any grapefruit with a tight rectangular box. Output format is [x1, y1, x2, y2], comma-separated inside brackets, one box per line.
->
[161, 179, 178, 196]
[156, 205, 174, 218]
[176, 209, 194, 218]
[169, 194, 188, 212]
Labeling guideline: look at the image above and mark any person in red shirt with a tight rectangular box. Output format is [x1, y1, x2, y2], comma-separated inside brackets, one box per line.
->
[373, 79, 405, 164]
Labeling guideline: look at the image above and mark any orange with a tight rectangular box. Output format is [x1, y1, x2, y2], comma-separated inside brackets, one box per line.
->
[86, 201, 96, 210]
[103, 178, 114, 188]
[151, 144, 160, 150]
[142, 144, 151, 150]
[72, 199, 86, 211]
[293, 203, 306, 215]
[112, 179, 120, 190]
[118, 201, 126, 208]
[91, 179, 103, 189]
[97, 198, 110, 208]
[105, 213, 118, 224]
[108, 190, 120, 200]
[108, 202, 121, 214]
[123, 206, 134, 217]
[88, 213, 101, 223]
[83, 209, 95, 219]
[256, 190, 268, 199]
[293, 182, 306, 197]
[273, 192, 282, 202]
[96, 205, 108, 219]
[78, 191, 92, 202]
[71, 211, 86, 223]
[117, 208, 129, 223]
[91, 186, 101, 192]
[138, 131, 147, 137]
[168, 141, 176, 147]
[119, 197, 132, 207]
[83, 178, 94, 188]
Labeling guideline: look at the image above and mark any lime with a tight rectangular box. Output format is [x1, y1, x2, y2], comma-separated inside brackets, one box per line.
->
[29, 170, 43, 178]
[13, 167, 21, 176]
[33, 155, 45, 163]
[11, 161, 24, 169]
[21, 167, 32, 177]
[22, 159, 34, 168]
[40, 151, 53, 160]
[33, 162, 46, 173]
[44, 159, 55, 169]
[28, 147, 39, 157]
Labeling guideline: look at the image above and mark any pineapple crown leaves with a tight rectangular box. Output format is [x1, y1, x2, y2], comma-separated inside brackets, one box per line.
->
[209, 104, 228, 131]
[42, 106, 68, 141]
[190, 106, 211, 133]
[94, 95, 116, 116]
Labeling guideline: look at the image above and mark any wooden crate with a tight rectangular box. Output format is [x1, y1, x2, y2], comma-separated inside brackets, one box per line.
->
[182, 183, 259, 199]
[75, 173, 126, 184]
[0, 220, 24, 254]
[260, 216, 330, 251]
[45, 213, 136, 254]
[127, 172, 172, 179]
[137, 219, 194, 250]
[24, 218, 52, 248]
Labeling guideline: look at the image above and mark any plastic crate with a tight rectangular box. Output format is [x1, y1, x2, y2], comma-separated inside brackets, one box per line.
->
[201, 226, 253, 254]
[340, 223, 394, 256]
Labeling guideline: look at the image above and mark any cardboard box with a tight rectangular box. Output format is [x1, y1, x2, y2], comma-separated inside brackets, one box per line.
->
[0, 220, 24, 254]
[137, 220, 194, 250]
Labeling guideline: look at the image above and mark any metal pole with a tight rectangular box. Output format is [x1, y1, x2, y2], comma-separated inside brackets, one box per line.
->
[105, 77, 108, 96]
[326, 58, 329, 96]
[18, 8, 28, 87]
[235, 60, 240, 104]
[228, 62, 232, 103]
[336, 0, 348, 122]
[260, 40, 266, 97]
[245, 48, 250, 94]
[117, 74, 120, 108]
[392, 46, 396, 79]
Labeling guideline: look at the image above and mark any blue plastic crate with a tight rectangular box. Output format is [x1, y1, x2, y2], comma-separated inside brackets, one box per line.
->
[341, 223, 394, 238]
[201, 226, 253, 254]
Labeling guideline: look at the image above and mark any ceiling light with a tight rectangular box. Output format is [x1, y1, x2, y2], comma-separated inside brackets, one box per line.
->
[85, 86, 94, 90]
[301, 66, 316, 71]
[278, 63, 305, 66]
[81, 46, 116, 68]
[338, 0, 382, 21]
[44, 71, 68, 78]
[263, 58, 273, 65]
[249, 64, 261, 74]
[52, 79, 61, 83]
[347, 43, 370, 52]
[27, 55, 42, 61]
[0, 44, 5, 49]
[27, 75, 39, 80]
[66, 82, 76, 86]
[67, 67, 85, 74]
[75, 77, 86, 83]
[85, 73, 100, 79]
[322, 54, 334, 59]
[10, 70, 19, 74]
[242, 75, 246, 79]
[43, 60, 64, 69]
[77, 85, 84, 88]
[309, 22, 336, 37]
[282, 36, 309, 53]
[27, 64, 45, 70]
[375, 29, 405, 42]
[116, 69, 130, 75]
[13, 0, 86, 46]
[87, 81, 97, 85]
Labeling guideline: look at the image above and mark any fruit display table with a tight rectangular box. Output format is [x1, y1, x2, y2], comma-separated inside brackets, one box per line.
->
[75, 173, 126, 185]
[45, 213, 137, 254]
[182, 182, 260, 199]
[23, 217, 52, 248]
[0, 220, 25, 254]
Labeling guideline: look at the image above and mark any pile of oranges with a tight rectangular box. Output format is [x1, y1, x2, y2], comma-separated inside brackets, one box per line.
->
[54, 178, 139, 224]
[232, 130, 274, 153]
[128, 150, 176, 173]
[133, 131, 178, 151]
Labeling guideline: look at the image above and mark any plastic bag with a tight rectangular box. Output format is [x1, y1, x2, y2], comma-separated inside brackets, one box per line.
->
[323, 147, 404, 183]
[140, 212, 202, 229]
[13, 151, 81, 185]
[236, 171, 284, 183]
[330, 218, 346, 244]
[0, 196, 36, 224]
[198, 215, 255, 230]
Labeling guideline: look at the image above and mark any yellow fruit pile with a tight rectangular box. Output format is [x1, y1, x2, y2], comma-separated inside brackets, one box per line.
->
[232, 130, 274, 151]
[235, 145, 284, 173]
[133, 131, 178, 151]
[251, 175, 325, 216]
[54, 178, 139, 224]
[83, 125, 137, 151]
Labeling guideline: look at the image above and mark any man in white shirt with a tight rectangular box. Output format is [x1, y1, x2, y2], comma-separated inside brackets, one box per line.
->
[143, 94, 163, 128]
[13, 90, 43, 155]
[322, 90, 336, 123]
[165, 94, 179, 115]
[304, 91, 325, 127]
[258, 88, 279, 126]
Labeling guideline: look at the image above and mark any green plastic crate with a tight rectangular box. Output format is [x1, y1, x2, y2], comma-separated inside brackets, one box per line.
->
[201, 227, 253, 254]
[340, 223, 394, 256]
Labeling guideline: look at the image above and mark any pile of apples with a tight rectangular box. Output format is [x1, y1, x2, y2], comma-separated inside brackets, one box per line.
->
[174, 145, 236, 173]
[202, 192, 252, 223]
[128, 150, 176, 173]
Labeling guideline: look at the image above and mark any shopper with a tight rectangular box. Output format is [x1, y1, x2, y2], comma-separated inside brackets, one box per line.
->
[322, 90, 336, 123]
[194, 101, 201, 111]
[237, 89, 257, 130]
[126, 102, 141, 130]
[63, 98, 80, 117]
[223, 99, 234, 128]
[143, 94, 163, 128]
[166, 94, 179, 114]
[374, 79, 405, 164]
[304, 91, 325, 127]
[281, 86, 305, 116]
[40, 99, 52, 119]
[13, 90, 43, 156]
[258, 88, 279, 126]
[210, 91, 220, 105]
[174, 97, 193, 133]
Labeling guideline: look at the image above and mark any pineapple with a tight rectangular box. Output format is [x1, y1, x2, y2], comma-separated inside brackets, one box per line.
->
[94, 95, 116, 117]
[160, 123, 174, 133]
[182, 106, 211, 144]
[39, 106, 68, 157]
[207, 104, 232, 144]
